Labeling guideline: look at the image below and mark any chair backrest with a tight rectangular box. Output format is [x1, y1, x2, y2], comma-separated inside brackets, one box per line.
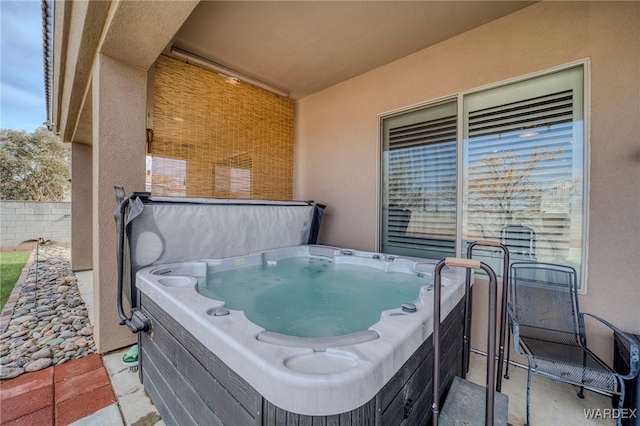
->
[510, 262, 583, 346]
[501, 225, 536, 259]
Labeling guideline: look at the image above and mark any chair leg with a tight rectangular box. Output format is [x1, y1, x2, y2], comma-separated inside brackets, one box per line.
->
[525, 360, 532, 426]
[615, 379, 626, 426]
[579, 348, 587, 399]
[504, 330, 511, 380]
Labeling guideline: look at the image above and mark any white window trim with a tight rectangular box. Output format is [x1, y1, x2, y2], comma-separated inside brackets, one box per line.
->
[377, 58, 591, 293]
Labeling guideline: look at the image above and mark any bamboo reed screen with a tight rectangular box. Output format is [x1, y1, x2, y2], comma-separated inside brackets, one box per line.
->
[149, 54, 294, 199]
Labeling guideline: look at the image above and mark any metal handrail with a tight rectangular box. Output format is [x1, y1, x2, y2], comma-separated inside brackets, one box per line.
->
[433, 257, 499, 426]
[463, 240, 510, 393]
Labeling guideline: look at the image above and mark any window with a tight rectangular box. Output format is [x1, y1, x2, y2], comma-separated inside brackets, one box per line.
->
[381, 102, 457, 259]
[380, 64, 586, 287]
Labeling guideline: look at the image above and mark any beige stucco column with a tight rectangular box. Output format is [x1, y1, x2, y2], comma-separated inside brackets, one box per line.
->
[92, 53, 146, 353]
[70, 143, 93, 271]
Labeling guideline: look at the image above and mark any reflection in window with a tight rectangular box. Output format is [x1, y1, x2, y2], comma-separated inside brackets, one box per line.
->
[146, 155, 186, 196]
[215, 167, 251, 198]
[463, 67, 584, 282]
[214, 152, 252, 198]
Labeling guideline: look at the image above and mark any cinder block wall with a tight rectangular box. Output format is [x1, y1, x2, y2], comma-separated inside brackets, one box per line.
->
[0, 201, 71, 250]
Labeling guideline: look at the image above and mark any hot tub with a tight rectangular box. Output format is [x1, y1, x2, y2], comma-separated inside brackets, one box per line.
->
[135, 245, 468, 425]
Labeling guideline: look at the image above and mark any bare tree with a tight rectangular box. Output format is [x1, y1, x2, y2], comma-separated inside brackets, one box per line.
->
[0, 127, 70, 201]
[465, 149, 561, 233]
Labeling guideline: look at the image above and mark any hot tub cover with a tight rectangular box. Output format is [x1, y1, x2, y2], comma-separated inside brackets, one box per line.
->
[116, 192, 325, 311]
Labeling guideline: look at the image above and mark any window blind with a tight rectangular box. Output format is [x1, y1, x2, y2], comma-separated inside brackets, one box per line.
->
[149, 55, 294, 200]
[381, 101, 457, 258]
[462, 66, 584, 276]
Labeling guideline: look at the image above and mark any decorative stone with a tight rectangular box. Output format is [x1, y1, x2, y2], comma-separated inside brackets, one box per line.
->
[59, 330, 77, 339]
[9, 315, 35, 326]
[0, 367, 25, 380]
[72, 323, 83, 331]
[14, 357, 31, 368]
[36, 335, 55, 346]
[10, 329, 30, 339]
[13, 309, 30, 317]
[24, 358, 52, 372]
[46, 337, 65, 347]
[32, 348, 52, 360]
[9, 339, 25, 350]
[61, 276, 77, 285]
[63, 342, 78, 352]
[0, 246, 96, 380]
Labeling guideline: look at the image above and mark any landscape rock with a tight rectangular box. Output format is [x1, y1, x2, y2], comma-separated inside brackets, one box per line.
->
[24, 358, 52, 372]
[0, 367, 25, 380]
[31, 348, 52, 360]
[0, 246, 96, 380]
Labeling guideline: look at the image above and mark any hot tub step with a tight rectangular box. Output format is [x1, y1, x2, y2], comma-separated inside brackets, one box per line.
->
[439, 376, 509, 426]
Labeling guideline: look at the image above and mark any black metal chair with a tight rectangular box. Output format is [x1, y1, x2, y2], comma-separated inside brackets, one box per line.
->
[507, 262, 639, 426]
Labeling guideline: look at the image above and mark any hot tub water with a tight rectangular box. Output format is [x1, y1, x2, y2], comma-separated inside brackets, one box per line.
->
[197, 256, 434, 338]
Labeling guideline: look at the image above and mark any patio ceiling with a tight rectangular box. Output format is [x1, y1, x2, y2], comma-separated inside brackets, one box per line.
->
[169, 1, 537, 100]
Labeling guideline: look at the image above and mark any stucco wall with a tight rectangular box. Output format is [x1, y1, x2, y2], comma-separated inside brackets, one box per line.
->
[70, 143, 92, 271]
[295, 2, 640, 361]
[0, 201, 71, 250]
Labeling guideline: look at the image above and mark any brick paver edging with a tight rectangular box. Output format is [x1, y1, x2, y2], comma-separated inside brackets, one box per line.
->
[0, 249, 37, 333]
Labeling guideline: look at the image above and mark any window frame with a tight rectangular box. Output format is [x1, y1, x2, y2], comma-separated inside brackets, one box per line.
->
[377, 59, 590, 292]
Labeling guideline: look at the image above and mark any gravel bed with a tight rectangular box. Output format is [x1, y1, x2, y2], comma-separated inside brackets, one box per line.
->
[0, 246, 96, 380]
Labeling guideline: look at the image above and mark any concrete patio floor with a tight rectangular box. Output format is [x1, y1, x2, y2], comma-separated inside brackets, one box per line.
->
[466, 351, 615, 426]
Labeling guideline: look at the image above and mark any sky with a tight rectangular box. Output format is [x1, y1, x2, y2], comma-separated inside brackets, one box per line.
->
[0, 0, 47, 132]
